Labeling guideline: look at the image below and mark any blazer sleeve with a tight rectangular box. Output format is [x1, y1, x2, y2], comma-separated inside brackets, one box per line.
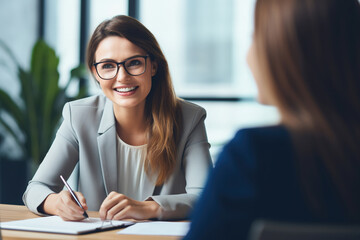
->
[22, 103, 80, 215]
[151, 103, 213, 220]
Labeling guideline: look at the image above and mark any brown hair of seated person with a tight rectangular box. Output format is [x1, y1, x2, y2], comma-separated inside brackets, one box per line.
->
[253, 0, 360, 221]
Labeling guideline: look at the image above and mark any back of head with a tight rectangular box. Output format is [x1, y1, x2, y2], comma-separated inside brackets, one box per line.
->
[254, 0, 360, 122]
[254, 0, 360, 221]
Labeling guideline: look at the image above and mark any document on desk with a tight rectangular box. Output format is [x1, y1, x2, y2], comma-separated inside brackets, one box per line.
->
[118, 221, 190, 236]
[0, 216, 134, 235]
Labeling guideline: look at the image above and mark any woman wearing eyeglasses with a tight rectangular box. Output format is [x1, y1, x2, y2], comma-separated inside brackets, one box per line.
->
[23, 15, 212, 221]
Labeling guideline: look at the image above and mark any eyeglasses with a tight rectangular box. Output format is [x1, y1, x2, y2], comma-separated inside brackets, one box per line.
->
[93, 55, 149, 80]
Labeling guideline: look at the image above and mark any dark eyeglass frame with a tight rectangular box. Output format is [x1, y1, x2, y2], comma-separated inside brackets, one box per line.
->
[93, 55, 149, 80]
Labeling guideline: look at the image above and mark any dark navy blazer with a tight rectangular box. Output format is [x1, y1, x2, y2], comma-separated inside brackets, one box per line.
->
[184, 125, 345, 240]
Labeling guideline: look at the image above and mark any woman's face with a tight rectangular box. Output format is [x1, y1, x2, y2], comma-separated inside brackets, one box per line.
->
[246, 39, 273, 105]
[92, 36, 157, 111]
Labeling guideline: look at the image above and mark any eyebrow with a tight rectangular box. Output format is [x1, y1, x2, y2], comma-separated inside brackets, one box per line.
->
[96, 54, 146, 63]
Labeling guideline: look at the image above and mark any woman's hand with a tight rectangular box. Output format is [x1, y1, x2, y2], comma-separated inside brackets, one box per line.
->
[40, 190, 88, 221]
[99, 191, 160, 220]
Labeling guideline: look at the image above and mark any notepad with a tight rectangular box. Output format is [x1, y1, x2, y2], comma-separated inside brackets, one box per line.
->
[0, 216, 134, 235]
[118, 221, 190, 236]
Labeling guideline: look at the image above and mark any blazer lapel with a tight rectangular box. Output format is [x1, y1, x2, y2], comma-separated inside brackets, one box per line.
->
[97, 99, 117, 195]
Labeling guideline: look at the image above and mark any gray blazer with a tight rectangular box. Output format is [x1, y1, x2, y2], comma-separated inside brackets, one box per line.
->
[23, 94, 212, 220]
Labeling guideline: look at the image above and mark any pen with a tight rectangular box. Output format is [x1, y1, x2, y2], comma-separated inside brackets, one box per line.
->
[60, 175, 89, 219]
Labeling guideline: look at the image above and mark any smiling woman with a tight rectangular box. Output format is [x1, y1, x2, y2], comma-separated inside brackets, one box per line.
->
[22, 15, 213, 222]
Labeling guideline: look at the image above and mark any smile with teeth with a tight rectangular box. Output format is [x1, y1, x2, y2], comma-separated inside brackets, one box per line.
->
[115, 86, 138, 93]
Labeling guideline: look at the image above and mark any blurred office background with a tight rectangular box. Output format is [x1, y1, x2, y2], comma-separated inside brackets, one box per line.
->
[0, 0, 279, 204]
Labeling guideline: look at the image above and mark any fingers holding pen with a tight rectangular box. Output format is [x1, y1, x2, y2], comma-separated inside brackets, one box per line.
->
[74, 191, 88, 211]
[56, 190, 87, 221]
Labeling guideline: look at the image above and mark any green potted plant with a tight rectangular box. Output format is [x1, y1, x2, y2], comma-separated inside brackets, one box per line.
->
[0, 39, 88, 203]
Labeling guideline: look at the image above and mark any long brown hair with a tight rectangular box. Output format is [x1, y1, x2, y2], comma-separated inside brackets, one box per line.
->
[254, 0, 360, 220]
[86, 15, 182, 185]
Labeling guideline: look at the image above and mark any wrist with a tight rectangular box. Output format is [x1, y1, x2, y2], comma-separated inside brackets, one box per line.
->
[41, 193, 58, 215]
[146, 200, 161, 219]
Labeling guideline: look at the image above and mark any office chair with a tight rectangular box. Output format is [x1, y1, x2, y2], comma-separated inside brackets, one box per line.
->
[247, 220, 360, 240]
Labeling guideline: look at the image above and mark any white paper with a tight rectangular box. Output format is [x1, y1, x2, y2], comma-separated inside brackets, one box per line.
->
[0, 216, 133, 235]
[118, 221, 190, 236]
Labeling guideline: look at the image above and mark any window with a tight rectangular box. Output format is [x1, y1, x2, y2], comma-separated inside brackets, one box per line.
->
[140, 0, 257, 98]
[0, 0, 38, 98]
[44, 0, 81, 93]
[89, 0, 128, 32]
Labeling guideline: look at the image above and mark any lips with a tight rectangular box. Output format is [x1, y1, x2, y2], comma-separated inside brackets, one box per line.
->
[114, 86, 138, 93]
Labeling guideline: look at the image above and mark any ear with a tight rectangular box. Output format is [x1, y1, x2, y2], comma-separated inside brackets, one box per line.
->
[151, 61, 158, 77]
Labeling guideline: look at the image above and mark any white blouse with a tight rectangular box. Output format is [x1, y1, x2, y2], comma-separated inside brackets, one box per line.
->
[117, 136, 156, 201]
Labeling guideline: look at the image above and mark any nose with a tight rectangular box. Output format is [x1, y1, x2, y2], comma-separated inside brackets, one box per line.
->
[115, 65, 130, 82]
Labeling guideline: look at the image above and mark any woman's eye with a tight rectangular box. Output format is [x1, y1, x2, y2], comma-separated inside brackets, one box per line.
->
[102, 63, 116, 69]
[128, 59, 141, 67]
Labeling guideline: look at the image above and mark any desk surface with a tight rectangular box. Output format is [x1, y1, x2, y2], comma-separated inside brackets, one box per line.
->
[0, 204, 182, 240]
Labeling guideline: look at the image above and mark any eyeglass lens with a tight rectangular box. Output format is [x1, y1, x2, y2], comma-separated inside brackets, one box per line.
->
[96, 56, 146, 79]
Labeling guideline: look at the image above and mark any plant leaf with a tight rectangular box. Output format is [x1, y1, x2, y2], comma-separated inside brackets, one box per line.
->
[18, 68, 40, 164]
[0, 39, 89, 165]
